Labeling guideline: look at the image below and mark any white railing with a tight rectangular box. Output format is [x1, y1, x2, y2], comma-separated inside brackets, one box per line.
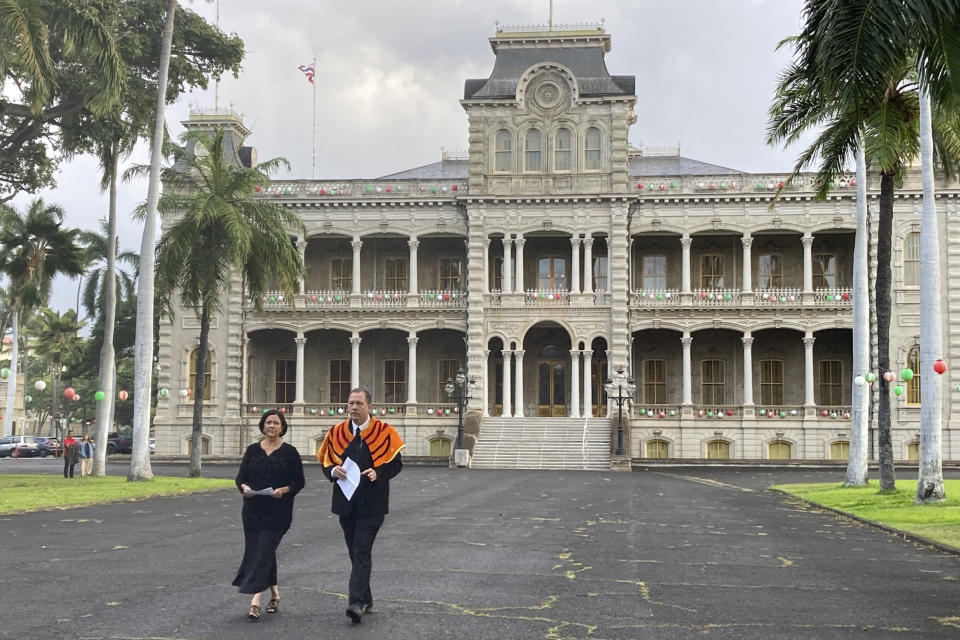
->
[419, 290, 467, 307]
[753, 287, 803, 305]
[813, 287, 853, 304]
[630, 288, 680, 306]
[524, 289, 570, 305]
[691, 288, 741, 306]
[304, 290, 350, 307]
[361, 291, 406, 307]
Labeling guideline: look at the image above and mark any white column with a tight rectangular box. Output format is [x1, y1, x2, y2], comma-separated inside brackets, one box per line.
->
[742, 331, 754, 406]
[681, 331, 693, 405]
[802, 233, 814, 293]
[741, 233, 752, 293]
[483, 236, 491, 294]
[502, 350, 513, 417]
[482, 350, 490, 417]
[583, 237, 594, 294]
[351, 237, 362, 295]
[583, 349, 594, 418]
[804, 331, 816, 406]
[681, 235, 692, 294]
[514, 349, 525, 417]
[294, 332, 306, 404]
[570, 236, 581, 293]
[569, 350, 581, 418]
[241, 336, 250, 406]
[297, 238, 307, 294]
[350, 332, 361, 389]
[515, 234, 525, 293]
[408, 236, 419, 295]
[406, 332, 418, 404]
[503, 237, 513, 294]
[605, 236, 612, 290]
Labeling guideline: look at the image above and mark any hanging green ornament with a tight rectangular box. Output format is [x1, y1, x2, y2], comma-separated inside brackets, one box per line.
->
[893, 385, 904, 396]
[900, 368, 914, 381]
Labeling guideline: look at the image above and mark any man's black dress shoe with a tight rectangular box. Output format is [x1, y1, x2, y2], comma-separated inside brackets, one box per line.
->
[346, 604, 364, 624]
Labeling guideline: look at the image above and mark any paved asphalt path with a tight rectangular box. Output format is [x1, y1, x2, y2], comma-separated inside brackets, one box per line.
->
[1, 459, 959, 639]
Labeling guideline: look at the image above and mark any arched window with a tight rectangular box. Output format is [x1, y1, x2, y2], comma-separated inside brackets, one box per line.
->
[903, 232, 920, 286]
[494, 130, 512, 172]
[706, 440, 730, 459]
[768, 440, 792, 460]
[906, 345, 921, 405]
[554, 128, 572, 171]
[830, 441, 850, 460]
[189, 348, 212, 401]
[584, 127, 602, 170]
[524, 129, 542, 172]
[646, 439, 669, 459]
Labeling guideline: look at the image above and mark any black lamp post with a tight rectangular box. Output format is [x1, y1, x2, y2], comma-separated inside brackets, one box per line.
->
[444, 368, 475, 450]
[604, 367, 635, 456]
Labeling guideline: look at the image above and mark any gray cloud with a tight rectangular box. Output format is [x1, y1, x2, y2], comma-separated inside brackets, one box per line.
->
[11, 0, 811, 315]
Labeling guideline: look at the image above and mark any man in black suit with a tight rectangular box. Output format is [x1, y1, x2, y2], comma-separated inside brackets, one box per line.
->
[318, 388, 405, 623]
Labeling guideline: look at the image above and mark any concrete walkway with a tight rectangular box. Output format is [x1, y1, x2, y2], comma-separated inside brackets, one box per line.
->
[1, 463, 958, 639]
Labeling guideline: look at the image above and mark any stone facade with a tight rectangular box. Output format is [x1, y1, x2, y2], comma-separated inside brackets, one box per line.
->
[153, 26, 960, 464]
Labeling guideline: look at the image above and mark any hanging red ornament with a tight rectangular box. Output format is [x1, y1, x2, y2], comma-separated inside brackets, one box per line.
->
[933, 359, 948, 375]
[64, 387, 75, 399]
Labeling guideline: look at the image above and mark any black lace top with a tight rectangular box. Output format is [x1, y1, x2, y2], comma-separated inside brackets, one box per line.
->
[235, 441, 305, 531]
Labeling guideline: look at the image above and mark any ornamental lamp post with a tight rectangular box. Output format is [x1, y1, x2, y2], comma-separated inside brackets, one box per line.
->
[604, 367, 635, 456]
[444, 367, 475, 450]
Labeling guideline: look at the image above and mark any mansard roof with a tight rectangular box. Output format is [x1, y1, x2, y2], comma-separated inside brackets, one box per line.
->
[376, 155, 742, 180]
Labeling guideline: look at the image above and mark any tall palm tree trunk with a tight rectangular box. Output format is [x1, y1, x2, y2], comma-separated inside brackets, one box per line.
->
[2, 310, 20, 437]
[129, 0, 177, 482]
[876, 173, 896, 490]
[846, 144, 869, 486]
[916, 85, 945, 504]
[94, 140, 119, 476]
[189, 305, 210, 478]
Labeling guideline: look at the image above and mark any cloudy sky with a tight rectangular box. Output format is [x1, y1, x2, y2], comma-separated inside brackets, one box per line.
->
[18, 0, 813, 316]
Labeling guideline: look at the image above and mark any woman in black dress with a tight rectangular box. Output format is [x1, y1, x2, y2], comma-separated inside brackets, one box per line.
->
[233, 409, 305, 621]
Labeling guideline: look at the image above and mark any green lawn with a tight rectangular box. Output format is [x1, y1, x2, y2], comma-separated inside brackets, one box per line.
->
[773, 479, 960, 550]
[0, 474, 236, 514]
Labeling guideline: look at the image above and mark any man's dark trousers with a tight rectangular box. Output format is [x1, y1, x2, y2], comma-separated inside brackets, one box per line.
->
[340, 513, 385, 607]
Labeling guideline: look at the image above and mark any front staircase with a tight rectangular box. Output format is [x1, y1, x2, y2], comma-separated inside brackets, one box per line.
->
[470, 417, 611, 470]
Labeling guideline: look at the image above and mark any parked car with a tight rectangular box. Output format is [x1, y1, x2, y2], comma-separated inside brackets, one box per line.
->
[149, 437, 155, 454]
[106, 432, 133, 454]
[34, 436, 61, 457]
[0, 435, 42, 458]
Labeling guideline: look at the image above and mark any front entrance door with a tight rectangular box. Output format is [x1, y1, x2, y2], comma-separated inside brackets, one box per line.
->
[538, 360, 566, 416]
[591, 356, 608, 417]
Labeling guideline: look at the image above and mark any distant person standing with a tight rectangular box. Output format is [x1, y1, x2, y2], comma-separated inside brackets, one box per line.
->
[62, 431, 79, 478]
[317, 387, 405, 624]
[78, 434, 95, 477]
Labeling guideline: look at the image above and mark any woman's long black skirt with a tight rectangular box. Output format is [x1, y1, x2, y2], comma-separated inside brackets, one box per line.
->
[232, 522, 287, 594]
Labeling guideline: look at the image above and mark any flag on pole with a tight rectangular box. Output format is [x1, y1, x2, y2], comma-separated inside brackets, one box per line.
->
[298, 64, 315, 84]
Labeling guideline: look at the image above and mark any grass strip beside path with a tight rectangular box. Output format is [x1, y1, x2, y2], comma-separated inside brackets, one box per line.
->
[773, 479, 960, 551]
[0, 475, 236, 514]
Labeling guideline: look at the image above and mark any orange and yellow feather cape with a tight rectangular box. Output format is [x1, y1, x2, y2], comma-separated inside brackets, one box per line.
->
[317, 417, 405, 468]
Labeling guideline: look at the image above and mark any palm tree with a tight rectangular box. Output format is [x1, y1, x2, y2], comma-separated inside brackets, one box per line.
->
[153, 128, 303, 477]
[27, 308, 85, 427]
[768, 0, 960, 490]
[0, 198, 85, 436]
[129, 0, 177, 483]
[80, 210, 138, 476]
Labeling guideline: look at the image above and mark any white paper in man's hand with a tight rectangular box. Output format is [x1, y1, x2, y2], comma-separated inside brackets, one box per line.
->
[245, 487, 275, 496]
[337, 457, 361, 501]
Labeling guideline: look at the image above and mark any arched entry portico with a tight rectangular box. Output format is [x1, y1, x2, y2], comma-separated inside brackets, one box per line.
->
[522, 323, 573, 417]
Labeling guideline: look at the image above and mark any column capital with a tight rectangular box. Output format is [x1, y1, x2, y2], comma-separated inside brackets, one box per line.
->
[681, 336, 693, 348]
[407, 335, 419, 347]
[294, 336, 307, 347]
[515, 237, 525, 248]
[741, 335, 754, 347]
[741, 235, 753, 249]
[570, 236, 583, 247]
[569, 349, 582, 358]
[514, 349, 525, 357]
[297, 240, 307, 252]
[350, 336, 362, 347]
[803, 337, 816, 348]
[351, 239, 363, 251]
[680, 236, 692, 248]
[582, 349, 594, 358]
[408, 237, 419, 249]
[801, 235, 814, 248]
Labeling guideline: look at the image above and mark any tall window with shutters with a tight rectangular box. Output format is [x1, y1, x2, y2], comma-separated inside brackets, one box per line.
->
[329, 359, 350, 404]
[818, 360, 843, 405]
[274, 359, 295, 403]
[383, 359, 406, 404]
[906, 346, 921, 405]
[903, 232, 920, 286]
[189, 348, 212, 401]
[759, 359, 784, 405]
[643, 359, 666, 404]
[701, 360, 725, 405]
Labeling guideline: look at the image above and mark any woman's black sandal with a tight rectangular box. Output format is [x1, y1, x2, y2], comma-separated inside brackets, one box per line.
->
[266, 597, 280, 614]
[248, 604, 261, 621]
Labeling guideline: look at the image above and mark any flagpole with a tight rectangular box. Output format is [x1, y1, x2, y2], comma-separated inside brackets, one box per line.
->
[312, 55, 317, 180]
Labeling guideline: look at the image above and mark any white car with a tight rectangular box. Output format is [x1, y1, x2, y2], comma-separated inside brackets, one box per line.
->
[0, 435, 41, 458]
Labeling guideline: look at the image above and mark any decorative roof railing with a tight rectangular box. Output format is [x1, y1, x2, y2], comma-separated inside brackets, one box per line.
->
[495, 22, 604, 33]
